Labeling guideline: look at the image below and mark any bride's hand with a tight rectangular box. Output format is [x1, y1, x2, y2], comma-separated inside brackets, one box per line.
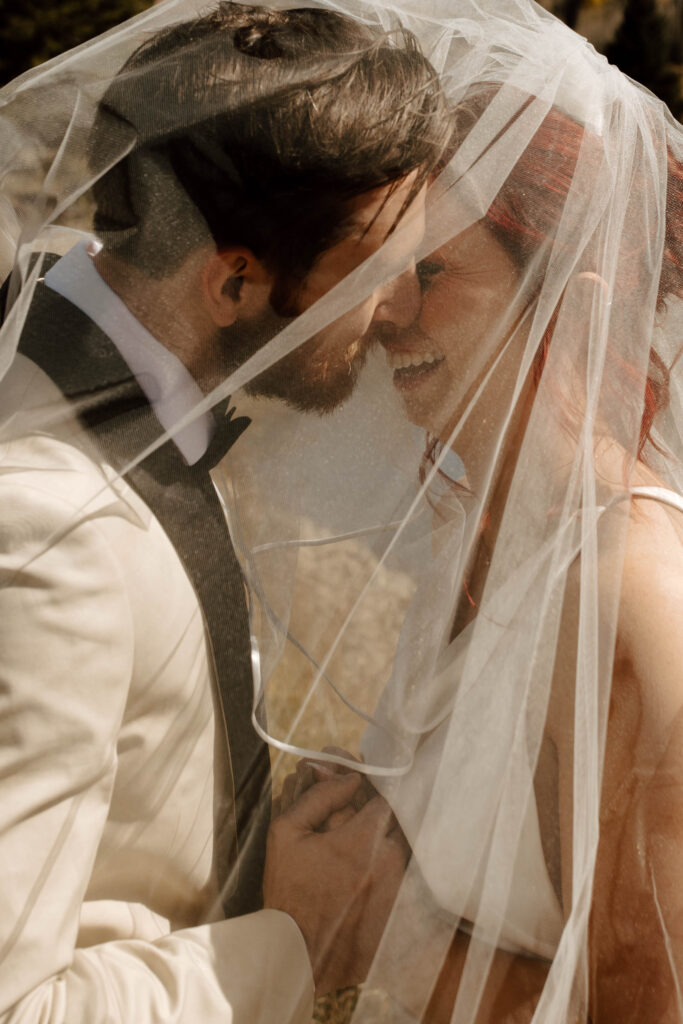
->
[275, 747, 378, 830]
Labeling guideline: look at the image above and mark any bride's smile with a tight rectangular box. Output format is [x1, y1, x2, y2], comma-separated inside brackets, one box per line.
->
[381, 220, 522, 446]
[383, 345, 446, 390]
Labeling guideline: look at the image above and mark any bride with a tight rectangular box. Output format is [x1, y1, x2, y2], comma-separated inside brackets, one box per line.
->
[256, 21, 683, 1024]
[365, 83, 683, 1022]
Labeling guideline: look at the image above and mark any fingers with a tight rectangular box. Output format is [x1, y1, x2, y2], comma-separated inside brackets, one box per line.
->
[277, 770, 299, 817]
[296, 758, 317, 788]
[275, 758, 320, 816]
[274, 753, 391, 839]
[343, 797, 410, 866]
[285, 773, 362, 831]
[319, 745, 361, 771]
[308, 749, 356, 784]
[351, 776, 377, 812]
[346, 794, 399, 841]
[310, 762, 344, 782]
[387, 819, 411, 861]
[321, 805, 358, 832]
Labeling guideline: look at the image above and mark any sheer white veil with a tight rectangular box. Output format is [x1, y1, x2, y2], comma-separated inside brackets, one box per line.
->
[2, 1, 683, 1021]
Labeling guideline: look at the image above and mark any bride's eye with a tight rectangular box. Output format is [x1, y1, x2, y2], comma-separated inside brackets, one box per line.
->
[416, 259, 445, 292]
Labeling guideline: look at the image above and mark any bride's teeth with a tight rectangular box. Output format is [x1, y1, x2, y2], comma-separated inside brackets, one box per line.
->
[386, 350, 442, 370]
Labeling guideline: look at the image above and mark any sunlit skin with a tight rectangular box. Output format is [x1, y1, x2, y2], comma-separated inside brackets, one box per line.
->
[297, 179, 426, 336]
[381, 220, 527, 491]
[245, 175, 427, 412]
[94, 174, 427, 413]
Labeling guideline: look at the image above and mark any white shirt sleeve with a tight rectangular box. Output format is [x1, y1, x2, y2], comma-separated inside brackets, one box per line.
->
[0, 474, 313, 1023]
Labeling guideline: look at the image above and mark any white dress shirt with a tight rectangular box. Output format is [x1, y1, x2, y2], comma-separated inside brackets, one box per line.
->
[44, 240, 213, 465]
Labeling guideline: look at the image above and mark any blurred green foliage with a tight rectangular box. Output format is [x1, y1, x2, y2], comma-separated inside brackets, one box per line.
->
[0, 0, 153, 86]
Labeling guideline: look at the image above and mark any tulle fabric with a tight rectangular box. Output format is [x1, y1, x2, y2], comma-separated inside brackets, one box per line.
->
[2, 1, 683, 1021]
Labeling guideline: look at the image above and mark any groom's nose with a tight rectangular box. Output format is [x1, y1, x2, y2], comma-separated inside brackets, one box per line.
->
[371, 263, 421, 329]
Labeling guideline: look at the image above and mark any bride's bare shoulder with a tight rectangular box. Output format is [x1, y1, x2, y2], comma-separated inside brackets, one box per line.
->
[620, 490, 683, 612]
[546, 479, 683, 740]
[614, 488, 683, 719]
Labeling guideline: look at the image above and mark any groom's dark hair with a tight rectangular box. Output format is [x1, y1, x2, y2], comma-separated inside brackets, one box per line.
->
[90, 2, 450, 299]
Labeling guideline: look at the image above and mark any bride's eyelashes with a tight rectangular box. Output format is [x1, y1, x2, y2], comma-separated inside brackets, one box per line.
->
[416, 258, 445, 292]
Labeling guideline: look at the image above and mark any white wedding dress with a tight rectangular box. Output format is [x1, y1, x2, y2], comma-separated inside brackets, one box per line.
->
[362, 485, 683, 963]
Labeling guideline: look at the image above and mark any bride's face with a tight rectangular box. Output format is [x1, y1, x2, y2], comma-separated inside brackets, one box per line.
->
[381, 220, 521, 443]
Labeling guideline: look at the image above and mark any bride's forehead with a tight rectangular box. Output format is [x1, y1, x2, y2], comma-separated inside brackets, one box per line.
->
[423, 221, 503, 264]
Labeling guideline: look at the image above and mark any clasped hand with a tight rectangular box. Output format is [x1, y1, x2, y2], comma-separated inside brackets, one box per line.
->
[263, 753, 408, 997]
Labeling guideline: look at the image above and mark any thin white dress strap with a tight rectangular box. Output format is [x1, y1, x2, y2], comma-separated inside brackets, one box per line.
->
[629, 485, 683, 514]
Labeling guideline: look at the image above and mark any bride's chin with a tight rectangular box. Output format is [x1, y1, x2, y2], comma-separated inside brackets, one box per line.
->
[393, 368, 457, 436]
[399, 398, 434, 433]
[398, 393, 453, 438]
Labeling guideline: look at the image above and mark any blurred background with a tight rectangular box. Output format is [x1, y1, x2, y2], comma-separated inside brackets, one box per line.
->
[0, 0, 681, 117]
[540, 0, 683, 115]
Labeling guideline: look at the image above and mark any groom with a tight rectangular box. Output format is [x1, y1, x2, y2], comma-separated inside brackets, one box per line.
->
[0, 3, 450, 1022]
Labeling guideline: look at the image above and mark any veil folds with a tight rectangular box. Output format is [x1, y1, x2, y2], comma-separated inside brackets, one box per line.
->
[2, 1, 683, 1021]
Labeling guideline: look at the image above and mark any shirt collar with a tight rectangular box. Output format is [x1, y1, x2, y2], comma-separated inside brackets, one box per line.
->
[44, 241, 214, 465]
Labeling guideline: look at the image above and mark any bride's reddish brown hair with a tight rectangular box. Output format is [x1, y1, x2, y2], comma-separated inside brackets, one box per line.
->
[452, 85, 683, 462]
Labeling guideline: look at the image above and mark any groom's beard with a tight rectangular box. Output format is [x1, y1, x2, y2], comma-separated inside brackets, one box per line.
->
[219, 308, 376, 414]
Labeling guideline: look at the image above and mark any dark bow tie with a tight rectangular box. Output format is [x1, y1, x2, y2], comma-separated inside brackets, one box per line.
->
[194, 398, 251, 472]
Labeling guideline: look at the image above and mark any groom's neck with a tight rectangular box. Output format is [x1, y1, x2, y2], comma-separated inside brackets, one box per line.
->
[93, 248, 221, 390]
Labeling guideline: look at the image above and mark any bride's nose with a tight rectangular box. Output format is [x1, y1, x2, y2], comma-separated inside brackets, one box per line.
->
[371, 264, 421, 328]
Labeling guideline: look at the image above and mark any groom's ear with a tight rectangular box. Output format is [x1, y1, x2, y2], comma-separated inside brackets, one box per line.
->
[202, 247, 274, 327]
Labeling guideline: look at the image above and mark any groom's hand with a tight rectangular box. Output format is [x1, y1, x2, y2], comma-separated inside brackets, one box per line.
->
[263, 772, 407, 997]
